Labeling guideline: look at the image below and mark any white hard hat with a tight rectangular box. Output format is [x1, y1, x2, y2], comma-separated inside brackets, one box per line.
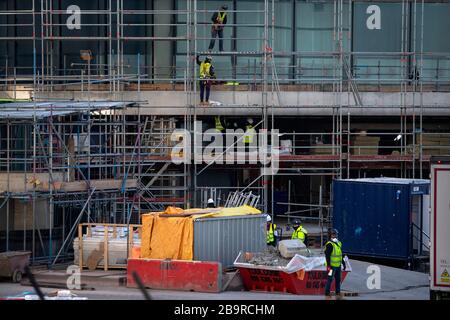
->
[266, 215, 272, 222]
[207, 198, 214, 204]
[247, 118, 254, 124]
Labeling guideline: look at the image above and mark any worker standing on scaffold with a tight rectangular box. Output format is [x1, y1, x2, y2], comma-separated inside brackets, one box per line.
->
[208, 5, 228, 52]
[196, 55, 215, 106]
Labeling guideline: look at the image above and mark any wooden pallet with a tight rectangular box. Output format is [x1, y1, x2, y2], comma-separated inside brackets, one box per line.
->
[77, 223, 142, 271]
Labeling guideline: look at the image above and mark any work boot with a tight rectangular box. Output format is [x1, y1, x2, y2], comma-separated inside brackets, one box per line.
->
[336, 292, 344, 300]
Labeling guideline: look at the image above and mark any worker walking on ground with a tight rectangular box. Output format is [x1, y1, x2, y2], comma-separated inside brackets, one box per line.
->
[291, 219, 308, 245]
[324, 228, 346, 299]
[208, 5, 228, 52]
[266, 215, 278, 247]
[196, 55, 215, 106]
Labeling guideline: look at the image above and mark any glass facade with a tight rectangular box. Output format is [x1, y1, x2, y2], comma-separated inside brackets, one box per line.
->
[353, 2, 403, 81]
[415, 3, 450, 83]
[0, 0, 449, 84]
[295, 1, 349, 82]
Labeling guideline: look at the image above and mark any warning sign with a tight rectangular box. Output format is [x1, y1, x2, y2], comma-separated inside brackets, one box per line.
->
[441, 269, 450, 283]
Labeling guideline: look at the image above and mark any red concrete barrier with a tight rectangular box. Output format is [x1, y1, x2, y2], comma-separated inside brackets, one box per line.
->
[127, 258, 222, 293]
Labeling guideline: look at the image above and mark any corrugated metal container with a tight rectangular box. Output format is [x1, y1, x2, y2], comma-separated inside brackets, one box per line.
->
[332, 178, 430, 261]
[193, 214, 266, 268]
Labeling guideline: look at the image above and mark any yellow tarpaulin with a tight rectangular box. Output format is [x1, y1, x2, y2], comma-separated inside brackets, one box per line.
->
[192, 205, 262, 219]
[140, 205, 262, 260]
[141, 214, 193, 260]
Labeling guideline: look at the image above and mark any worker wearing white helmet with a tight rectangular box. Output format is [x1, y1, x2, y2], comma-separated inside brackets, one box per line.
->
[207, 198, 216, 208]
[266, 215, 278, 246]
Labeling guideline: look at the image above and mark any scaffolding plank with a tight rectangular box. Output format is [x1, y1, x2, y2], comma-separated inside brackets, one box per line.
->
[0, 173, 137, 193]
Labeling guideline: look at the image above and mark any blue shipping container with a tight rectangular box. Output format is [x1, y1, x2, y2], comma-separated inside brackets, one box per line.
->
[332, 178, 430, 260]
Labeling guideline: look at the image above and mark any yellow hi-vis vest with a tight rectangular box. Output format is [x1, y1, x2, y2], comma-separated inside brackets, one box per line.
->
[291, 225, 308, 242]
[217, 12, 227, 23]
[244, 125, 255, 144]
[325, 240, 343, 267]
[200, 61, 211, 79]
[267, 223, 276, 244]
[215, 116, 224, 131]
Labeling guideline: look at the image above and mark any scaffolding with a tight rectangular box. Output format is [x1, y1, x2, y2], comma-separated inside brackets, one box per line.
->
[1, 0, 450, 261]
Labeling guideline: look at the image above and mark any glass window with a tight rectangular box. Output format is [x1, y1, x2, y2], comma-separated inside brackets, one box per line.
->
[272, 0, 293, 83]
[353, 2, 403, 82]
[415, 3, 450, 84]
[295, 0, 349, 84]
[236, 0, 265, 52]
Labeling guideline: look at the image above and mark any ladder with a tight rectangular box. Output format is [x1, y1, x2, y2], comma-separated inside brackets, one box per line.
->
[139, 116, 188, 210]
[224, 191, 260, 208]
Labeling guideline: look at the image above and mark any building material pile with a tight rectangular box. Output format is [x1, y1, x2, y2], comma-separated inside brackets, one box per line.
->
[406, 134, 450, 156]
[235, 248, 341, 274]
[311, 144, 335, 155]
[139, 205, 264, 267]
[235, 251, 352, 295]
[278, 239, 308, 258]
[23, 290, 88, 300]
[74, 224, 141, 270]
[351, 135, 380, 155]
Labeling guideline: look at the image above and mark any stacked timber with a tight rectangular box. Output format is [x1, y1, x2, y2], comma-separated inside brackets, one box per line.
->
[406, 134, 450, 156]
[351, 136, 380, 155]
[311, 144, 335, 155]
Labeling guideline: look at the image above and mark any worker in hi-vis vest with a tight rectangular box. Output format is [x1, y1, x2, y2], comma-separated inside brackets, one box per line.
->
[266, 215, 278, 246]
[209, 5, 228, 52]
[291, 219, 308, 245]
[244, 118, 255, 145]
[324, 228, 347, 298]
[196, 55, 215, 106]
[215, 116, 224, 132]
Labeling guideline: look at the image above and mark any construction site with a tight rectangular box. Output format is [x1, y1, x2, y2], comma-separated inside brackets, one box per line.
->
[0, 0, 449, 302]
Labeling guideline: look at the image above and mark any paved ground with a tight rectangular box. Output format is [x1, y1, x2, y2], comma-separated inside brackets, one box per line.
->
[0, 259, 429, 300]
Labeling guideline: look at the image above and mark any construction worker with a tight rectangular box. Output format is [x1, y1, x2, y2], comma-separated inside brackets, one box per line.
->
[266, 215, 278, 247]
[208, 5, 228, 52]
[243, 118, 255, 145]
[196, 55, 215, 105]
[207, 198, 216, 208]
[324, 228, 346, 298]
[215, 116, 224, 132]
[291, 219, 308, 245]
[409, 66, 420, 85]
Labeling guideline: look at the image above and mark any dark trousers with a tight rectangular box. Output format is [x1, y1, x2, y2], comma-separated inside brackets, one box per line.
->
[325, 266, 341, 295]
[199, 80, 211, 102]
[208, 28, 224, 51]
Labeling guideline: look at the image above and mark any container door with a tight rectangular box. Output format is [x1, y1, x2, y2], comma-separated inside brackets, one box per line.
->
[422, 194, 430, 254]
[411, 195, 422, 254]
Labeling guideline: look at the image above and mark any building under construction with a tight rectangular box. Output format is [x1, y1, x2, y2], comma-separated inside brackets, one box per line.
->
[0, 0, 449, 264]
